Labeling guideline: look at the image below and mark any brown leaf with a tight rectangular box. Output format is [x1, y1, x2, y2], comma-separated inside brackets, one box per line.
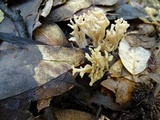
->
[47, 0, 92, 22]
[109, 59, 123, 77]
[148, 73, 160, 84]
[0, 72, 75, 119]
[33, 23, 70, 46]
[37, 98, 52, 112]
[53, 0, 67, 7]
[93, 0, 117, 6]
[125, 33, 156, 49]
[54, 108, 94, 120]
[35, 72, 74, 100]
[0, 45, 84, 100]
[101, 78, 135, 105]
[152, 44, 160, 74]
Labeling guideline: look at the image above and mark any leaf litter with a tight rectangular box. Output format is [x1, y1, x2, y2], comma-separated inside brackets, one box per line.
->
[0, 0, 160, 120]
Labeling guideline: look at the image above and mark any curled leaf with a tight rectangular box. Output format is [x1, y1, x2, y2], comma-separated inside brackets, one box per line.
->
[101, 78, 135, 105]
[33, 23, 70, 46]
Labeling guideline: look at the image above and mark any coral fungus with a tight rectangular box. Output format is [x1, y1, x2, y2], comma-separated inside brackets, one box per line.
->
[72, 46, 113, 86]
[69, 8, 129, 86]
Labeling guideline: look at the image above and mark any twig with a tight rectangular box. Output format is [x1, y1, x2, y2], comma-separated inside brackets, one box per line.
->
[0, 0, 28, 38]
[0, 32, 47, 46]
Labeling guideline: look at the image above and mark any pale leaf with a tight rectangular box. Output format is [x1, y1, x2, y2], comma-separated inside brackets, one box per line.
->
[119, 39, 151, 75]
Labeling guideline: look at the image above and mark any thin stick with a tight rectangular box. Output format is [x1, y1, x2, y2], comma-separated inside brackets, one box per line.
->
[0, 0, 28, 38]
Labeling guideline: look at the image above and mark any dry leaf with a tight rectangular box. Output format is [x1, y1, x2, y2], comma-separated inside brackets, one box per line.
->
[109, 59, 123, 77]
[33, 23, 70, 46]
[37, 98, 52, 112]
[53, 0, 67, 7]
[0, 10, 4, 23]
[141, 7, 160, 26]
[54, 108, 94, 120]
[47, 0, 92, 22]
[119, 38, 151, 75]
[99, 115, 110, 120]
[152, 44, 160, 74]
[148, 73, 160, 84]
[93, 0, 117, 6]
[0, 72, 74, 120]
[0, 0, 43, 37]
[125, 33, 156, 49]
[0, 45, 84, 100]
[41, 0, 53, 17]
[101, 78, 135, 105]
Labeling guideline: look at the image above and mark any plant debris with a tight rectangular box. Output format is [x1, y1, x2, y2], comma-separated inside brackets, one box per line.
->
[0, 0, 160, 120]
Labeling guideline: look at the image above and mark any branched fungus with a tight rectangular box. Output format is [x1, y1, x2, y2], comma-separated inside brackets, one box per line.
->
[72, 45, 113, 86]
[69, 9, 129, 86]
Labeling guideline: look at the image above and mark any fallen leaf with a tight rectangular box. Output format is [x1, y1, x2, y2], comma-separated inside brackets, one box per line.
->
[101, 78, 135, 105]
[92, 92, 121, 111]
[37, 98, 52, 112]
[119, 38, 151, 75]
[53, 0, 67, 7]
[0, 108, 33, 120]
[41, 0, 53, 17]
[140, 7, 160, 26]
[93, 0, 117, 6]
[53, 108, 94, 120]
[137, 23, 156, 36]
[33, 23, 70, 46]
[125, 33, 156, 49]
[0, 72, 75, 120]
[109, 59, 123, 77]
[116, 4, 147, 20]
[0, 0, 42, 38]
[99, 115, 110, 120]
[148, 73, 160, 84]
[46, 0, 92, 22]
[0, 0, 43, 37]
[0, 45, 84, 100]
[0, 10, 4, 23]
[152, 44, 160, 74]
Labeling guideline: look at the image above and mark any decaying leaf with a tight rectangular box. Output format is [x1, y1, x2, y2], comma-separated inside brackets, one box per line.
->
[115, 4, 147, 20]
[54, 108, 94, 120]
[0, 45, 84, 100]
[148, 73, 160, 84]
[93, 0, 117, 6]
[99, 115, 110, 120]
[109, 59, 123, 77]
[137, 23, 156, 36]
[119, 38, 151, 75]
[0, 0, 43, 37]
[41, 0, 53, 17]
[37, 98, 52, 112]
[53, 0, 67, 7]
[33, 23, 70, 46]
[92, 92, 121, 111]
[0, 10, 4, 23]
[140, 7, 160, 26]
[0, 108, 33, 120]
[101, 78, 135, 105]
[47, 0, 92, 22]
[152, 44, 160, 74]
[0, 72, 75, 120]
[125, 33, 156, 49]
